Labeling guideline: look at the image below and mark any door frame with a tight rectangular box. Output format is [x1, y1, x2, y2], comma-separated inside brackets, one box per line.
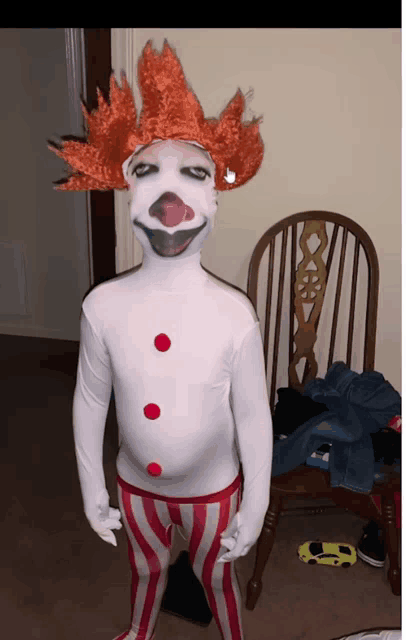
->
[84, 28, 116, 289]
[65, 28, 117, 294]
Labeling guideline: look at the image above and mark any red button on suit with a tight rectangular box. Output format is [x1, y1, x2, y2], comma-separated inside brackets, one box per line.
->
[144, 403, 161, 419]
[147, 462, 162, 477]
[154, 333, 171, 352]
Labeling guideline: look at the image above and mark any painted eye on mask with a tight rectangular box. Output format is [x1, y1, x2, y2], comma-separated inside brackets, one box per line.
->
[184, 167, 211, 180]
[133, 163, 159, 178]
[132, 163, 211, 181]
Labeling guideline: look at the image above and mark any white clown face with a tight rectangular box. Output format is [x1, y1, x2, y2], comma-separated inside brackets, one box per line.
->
[122, 140, 218, 259]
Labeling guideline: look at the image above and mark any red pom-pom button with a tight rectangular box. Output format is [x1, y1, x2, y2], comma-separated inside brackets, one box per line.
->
[144, 403, 161, 419]
[147, 462, 162, 477]
[154, 334, 171, 352]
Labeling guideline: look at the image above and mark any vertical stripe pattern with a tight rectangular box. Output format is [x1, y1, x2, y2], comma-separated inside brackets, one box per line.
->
[113, 476, 244, 640]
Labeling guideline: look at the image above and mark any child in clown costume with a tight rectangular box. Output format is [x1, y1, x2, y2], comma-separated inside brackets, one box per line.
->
[49, 41, 273, 640]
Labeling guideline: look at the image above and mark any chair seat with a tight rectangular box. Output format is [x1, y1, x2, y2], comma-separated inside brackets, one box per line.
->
[272, 464, 400, 496]
[271, 464, 400, 529]
[272, 465, 331, 496]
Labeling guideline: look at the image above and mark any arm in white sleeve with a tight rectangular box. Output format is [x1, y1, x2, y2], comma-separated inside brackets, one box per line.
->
[72, 306, 113, 518]
[230, 321, 273, 520]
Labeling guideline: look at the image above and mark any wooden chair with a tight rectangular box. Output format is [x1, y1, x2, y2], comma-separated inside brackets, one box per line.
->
[245, 211, 401, 610]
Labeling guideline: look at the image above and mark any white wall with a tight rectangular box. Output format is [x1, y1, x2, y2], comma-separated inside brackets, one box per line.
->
[114, 28, 401, 394]
[0, 28, 90, 341]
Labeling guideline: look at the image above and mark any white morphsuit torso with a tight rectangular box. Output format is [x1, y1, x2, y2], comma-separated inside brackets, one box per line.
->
[75, 251, 269, 498]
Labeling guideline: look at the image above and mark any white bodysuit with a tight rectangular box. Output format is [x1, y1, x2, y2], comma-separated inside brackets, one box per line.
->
[73, 251, 272, 509]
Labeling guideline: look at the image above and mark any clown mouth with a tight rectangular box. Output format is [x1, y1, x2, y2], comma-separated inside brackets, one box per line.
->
[134, 220, 207, 257]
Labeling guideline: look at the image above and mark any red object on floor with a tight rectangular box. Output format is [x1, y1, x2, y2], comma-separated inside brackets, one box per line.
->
[371, 492, 401, 529]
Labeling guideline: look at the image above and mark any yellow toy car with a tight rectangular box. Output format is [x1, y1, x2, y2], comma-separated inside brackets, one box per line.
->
[298, 541, 357, 567]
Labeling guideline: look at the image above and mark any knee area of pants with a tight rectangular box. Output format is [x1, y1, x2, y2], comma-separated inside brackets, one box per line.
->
[135, 558, 170, 579]
[197, 567, 226, 591]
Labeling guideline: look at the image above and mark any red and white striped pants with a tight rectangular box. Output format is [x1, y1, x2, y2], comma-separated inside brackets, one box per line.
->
[113, 473, 244, 640]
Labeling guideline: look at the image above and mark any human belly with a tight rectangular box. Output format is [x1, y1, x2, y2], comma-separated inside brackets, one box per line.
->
[115, 387, 240, 497]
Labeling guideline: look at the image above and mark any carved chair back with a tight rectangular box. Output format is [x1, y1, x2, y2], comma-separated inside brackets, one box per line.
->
[247, 211, 379, 414]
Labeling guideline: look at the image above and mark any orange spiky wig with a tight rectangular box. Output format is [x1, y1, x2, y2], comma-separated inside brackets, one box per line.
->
[49, 40, 264, 192]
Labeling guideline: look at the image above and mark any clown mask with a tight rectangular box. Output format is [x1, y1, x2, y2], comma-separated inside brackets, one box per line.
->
[122, 140, 218, 260]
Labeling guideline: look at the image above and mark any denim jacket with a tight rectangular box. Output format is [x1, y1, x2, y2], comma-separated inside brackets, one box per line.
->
[271, 361, 401, 494]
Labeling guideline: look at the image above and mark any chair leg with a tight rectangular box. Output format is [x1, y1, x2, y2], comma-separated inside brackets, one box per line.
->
[246, 494, 282, 611]
[382, 496, 401, 596]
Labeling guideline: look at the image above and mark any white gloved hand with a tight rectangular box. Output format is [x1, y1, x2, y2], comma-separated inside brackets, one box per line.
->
[217, 511, 264, 563]
[84, 488, 122, 546]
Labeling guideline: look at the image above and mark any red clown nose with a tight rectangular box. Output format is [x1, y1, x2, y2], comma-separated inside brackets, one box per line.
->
[149, 192, 195, 228]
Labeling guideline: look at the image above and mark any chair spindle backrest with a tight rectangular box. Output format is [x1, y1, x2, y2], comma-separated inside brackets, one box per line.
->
[247, 211, 379, 414]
